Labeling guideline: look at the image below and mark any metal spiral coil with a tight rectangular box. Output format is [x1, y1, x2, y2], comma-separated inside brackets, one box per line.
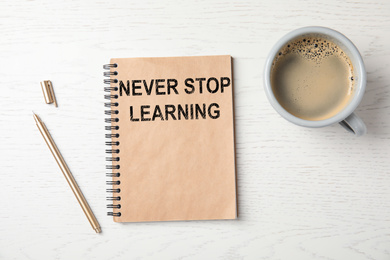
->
[106, 173, 120, 177]
[106, 149, 120, 154]
[104, 63, 121, 217]
[107, 212, 121, 217]
[103, 63, 118, 69]
[107, 188, 121, 193]
[107, 204, 121, 209]
[104, 87, 118, 92]
[105, 110, 119, 115]
[105, 133, 119, 138]
[105, 118, 119, 123]
[104, 71, 118, 77]
[104, 102, 118, 107]
[106, 165, 120, 170]
[106, 180, 120, 185]
[106, 141, 120, 146]
[106, 157, 120, 162]
[105, 125, 119, 130]
[104, 79, 118, 84]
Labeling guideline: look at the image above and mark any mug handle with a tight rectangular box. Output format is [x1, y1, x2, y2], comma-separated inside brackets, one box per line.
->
[339, 113, 367, 136]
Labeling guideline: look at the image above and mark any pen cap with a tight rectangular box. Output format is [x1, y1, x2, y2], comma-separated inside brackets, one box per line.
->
[40, 80, 57, 107]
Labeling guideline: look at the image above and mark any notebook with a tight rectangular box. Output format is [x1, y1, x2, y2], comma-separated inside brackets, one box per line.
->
[104, 55, 237, 222]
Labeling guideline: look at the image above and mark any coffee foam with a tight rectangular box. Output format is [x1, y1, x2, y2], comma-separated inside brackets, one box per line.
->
[273, 36, 354, 72]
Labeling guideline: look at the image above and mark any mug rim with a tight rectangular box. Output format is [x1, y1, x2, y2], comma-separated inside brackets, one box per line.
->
[264, 26, 366, 128]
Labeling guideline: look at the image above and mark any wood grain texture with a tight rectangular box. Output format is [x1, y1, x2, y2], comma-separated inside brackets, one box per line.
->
[0, 0, 389, 259]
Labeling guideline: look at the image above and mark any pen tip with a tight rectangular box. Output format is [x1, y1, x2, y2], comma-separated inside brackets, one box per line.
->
[32, 112, 40, 122]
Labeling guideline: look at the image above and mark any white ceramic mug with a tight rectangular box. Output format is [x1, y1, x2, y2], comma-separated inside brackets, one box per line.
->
[264, 26, 367, 136]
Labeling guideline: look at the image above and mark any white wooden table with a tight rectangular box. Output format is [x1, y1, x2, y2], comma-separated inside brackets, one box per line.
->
[1, 0, 390, 259]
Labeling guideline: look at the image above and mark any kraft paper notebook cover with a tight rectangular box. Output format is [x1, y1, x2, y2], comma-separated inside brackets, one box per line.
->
[103, 55, 237, 222]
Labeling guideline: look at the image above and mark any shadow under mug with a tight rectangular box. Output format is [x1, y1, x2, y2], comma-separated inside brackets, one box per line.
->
[264, 26, 367, 136]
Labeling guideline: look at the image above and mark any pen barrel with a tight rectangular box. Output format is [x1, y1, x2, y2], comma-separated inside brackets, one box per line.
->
[36, 120, 101, 233]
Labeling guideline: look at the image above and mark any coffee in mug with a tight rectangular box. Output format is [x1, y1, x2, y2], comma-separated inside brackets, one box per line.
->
[271, 36, 355, 121]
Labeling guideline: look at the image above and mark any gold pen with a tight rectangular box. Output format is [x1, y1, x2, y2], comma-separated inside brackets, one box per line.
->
[33, 112, 101, 233]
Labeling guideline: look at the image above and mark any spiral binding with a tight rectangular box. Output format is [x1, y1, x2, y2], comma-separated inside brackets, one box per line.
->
[104, 63, 121, 217]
